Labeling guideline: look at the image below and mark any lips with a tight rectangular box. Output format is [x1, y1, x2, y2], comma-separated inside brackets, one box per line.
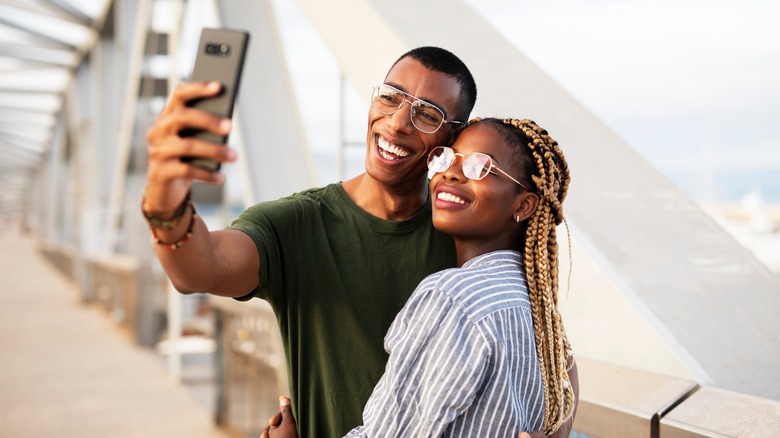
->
[377, 135, 413, 161]
[434, 185, 471, 206]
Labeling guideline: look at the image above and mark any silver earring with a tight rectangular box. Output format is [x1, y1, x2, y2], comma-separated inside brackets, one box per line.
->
[514, 215, 520, 223]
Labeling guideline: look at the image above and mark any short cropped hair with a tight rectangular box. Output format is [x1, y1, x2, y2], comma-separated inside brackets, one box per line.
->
[389, 46, 477, 123]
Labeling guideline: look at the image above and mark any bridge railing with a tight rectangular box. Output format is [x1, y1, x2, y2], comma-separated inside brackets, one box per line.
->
[36, 240, 159, 346]
[572, 358, 780, 438]
[210, 296, 289, 438]
[34, 241, 780, 437]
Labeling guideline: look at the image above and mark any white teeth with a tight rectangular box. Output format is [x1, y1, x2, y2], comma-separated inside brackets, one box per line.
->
[437, 191, 466, 204]
[378, 136, 411, 160]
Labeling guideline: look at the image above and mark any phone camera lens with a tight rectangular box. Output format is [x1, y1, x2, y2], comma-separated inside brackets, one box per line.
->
[204, 43, 229, 56]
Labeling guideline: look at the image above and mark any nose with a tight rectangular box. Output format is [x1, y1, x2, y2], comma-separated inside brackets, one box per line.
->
[441, 154, 466, 182]
[387, 100, 415, 134]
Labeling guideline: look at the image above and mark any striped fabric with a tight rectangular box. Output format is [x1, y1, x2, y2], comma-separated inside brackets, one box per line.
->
[345, 250, 544, 437]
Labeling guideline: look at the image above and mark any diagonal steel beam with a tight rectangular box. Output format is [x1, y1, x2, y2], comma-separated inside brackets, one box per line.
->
[215, 0, 316, 203]
[39, 0, 95, 27]
[295, 0, 780, 401]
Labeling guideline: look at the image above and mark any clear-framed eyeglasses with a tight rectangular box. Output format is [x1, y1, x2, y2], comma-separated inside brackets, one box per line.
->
[427, 146, 528, 190]
[370, 84, 464, 134]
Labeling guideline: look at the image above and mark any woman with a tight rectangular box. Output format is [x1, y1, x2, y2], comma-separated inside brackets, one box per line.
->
[267, 118, 576, 437]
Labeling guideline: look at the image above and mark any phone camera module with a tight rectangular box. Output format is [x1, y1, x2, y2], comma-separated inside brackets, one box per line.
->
[205, 43, 230, 56]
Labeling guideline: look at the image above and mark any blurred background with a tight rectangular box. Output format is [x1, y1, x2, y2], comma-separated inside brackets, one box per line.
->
[1, 0, 778, 436]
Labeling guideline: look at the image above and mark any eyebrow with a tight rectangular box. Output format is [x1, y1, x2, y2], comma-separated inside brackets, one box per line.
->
[385, 82, 451, 118]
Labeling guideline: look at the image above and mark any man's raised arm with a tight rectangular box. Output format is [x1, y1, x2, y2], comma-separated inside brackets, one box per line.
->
[142, 81, 259, 298]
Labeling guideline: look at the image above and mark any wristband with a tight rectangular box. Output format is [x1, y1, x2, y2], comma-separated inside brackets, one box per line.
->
[142, 190, 192, 230]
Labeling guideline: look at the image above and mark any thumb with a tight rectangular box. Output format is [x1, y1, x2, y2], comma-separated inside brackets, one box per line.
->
[518, 433, 532, 438]
[279, 396, 295, 424]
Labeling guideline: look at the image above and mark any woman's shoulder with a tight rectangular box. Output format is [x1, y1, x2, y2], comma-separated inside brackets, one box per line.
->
[433, 251, 529, 317]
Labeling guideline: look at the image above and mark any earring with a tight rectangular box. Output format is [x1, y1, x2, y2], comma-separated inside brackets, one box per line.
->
[514, 215, 520, 223]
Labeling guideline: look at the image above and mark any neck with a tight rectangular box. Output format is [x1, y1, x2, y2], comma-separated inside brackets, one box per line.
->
[342, 173, 429, 221]
[453, 236, 521, 267]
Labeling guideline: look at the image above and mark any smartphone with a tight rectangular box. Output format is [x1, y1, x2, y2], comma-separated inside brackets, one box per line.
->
[180, 28, 250, 171]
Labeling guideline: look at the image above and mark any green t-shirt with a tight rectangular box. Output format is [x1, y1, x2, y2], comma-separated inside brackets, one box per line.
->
[228, 183, 456, 437]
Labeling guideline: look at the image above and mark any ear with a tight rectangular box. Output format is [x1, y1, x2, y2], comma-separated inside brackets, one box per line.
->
[514, 191, 539, 223]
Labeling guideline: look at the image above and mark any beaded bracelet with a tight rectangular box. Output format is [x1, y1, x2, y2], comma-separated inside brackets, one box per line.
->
[152, 204, 197, 250]
[142, 190, 192, 230]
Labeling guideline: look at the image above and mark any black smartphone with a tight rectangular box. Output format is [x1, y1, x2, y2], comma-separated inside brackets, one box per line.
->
[180, 28, 250, 171]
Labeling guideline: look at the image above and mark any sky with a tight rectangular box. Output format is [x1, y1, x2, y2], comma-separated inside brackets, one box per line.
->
[267, 0, 780, 204]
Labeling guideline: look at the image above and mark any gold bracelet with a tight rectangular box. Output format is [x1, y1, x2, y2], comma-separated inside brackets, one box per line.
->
[151, 204, 197, 250]
[142, 190, 192, 230]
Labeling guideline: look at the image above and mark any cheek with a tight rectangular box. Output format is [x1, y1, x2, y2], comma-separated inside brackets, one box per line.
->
[423, 130, 451, 151]
[366, 114, 382, 146]
[366, 110, 379, 130]
[475, 186, 516, 216]
[476, 187, 502, 204]
[435, 130, 453, 148]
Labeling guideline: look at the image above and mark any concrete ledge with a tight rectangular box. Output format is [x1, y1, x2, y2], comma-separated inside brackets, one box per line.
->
[574, 358, 698, 438]
[660, 386, 780, 438]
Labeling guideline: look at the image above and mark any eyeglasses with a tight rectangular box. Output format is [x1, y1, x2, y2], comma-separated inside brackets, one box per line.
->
[427, 146, 528, 190]
[371, 84, 464, 134]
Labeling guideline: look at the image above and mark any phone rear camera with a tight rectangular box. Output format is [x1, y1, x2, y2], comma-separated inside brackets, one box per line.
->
[205, 43, 230, 56]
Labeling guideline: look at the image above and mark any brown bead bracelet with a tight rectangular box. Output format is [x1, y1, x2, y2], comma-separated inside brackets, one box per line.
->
[151, 204, 197, 250]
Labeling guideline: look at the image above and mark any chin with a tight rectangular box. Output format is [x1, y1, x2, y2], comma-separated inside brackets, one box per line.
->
[432, 216, 458, 234]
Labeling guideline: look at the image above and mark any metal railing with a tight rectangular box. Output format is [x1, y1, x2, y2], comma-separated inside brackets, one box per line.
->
[34, 243, 780, 437]
[85, 252, 140, 331]
[211, 296, 289, 437]
[36, 241, 160, 346]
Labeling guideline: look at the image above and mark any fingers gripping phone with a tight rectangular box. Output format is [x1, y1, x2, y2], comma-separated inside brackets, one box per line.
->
[180, 28, 250, 171]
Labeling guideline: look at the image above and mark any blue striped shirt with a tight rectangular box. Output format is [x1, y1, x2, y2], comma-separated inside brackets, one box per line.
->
[345, 250, 544, 437]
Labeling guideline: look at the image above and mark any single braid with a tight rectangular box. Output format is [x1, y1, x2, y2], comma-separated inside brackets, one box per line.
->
[468, 117, 575, 434]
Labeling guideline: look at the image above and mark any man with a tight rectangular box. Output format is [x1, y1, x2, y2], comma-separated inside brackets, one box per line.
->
[143, 46, 576, 437]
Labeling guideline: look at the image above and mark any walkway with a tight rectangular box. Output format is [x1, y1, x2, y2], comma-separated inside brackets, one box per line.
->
[0, 228, 232, 438]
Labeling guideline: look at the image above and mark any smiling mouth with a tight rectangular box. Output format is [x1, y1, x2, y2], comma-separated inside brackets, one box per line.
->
[377, 136, 412, 161]
[437, 191, 467, 205]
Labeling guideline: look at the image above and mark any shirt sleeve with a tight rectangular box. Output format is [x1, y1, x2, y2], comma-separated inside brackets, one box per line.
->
[351, 284, 492, 437]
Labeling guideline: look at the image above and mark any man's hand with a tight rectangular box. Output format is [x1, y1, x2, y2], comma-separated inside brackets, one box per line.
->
[143, 81, 236, 216]
[261, 396, 297, 438]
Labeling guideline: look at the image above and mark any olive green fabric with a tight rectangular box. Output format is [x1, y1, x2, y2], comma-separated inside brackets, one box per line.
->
[228, 183, 455, 437]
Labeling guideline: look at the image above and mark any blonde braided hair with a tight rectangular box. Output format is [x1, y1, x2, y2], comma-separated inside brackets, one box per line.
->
[466, 117, 575, 434]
